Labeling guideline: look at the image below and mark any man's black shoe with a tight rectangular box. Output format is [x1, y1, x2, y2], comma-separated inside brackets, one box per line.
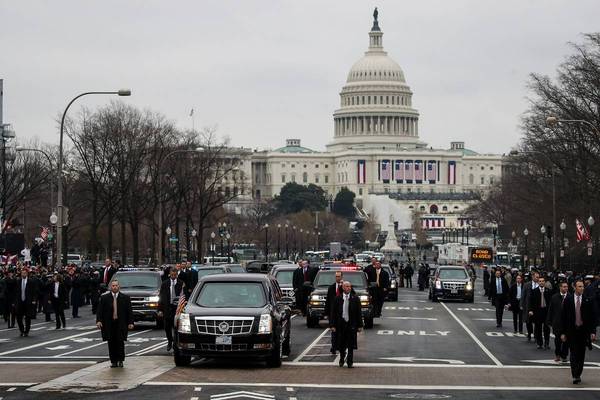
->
[537, 345, 543, 349]
[19, 332, 23, 337]
[573, 378, 581, 384]
[24, 332, 29, 337]
[339, 354, 345, 367]
[167, 342, 172, 352]
[110, 363, 118, 368]
[118, 361, 123, 367]
[347, 363, 354, 368]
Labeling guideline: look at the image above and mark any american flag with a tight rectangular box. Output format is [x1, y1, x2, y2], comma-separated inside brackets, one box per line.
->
[357, 160, 366, 184]
[448, 161, 456, 185]
[40, 227, 49, 240]
[174, 285, 188, 327]
[405, 161, 414, 182]
[414, 161, 423, 181]
[381, 160, 390, 182]
[395, 160, 404, 182]
[427, 162, 437, 182]
[576, 219, 591, 242]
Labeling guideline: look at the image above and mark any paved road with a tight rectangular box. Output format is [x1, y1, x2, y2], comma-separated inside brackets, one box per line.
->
[1, 277, 599, 399]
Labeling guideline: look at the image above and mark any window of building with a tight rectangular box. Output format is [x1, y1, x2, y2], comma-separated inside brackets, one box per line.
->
[386, 96, 389, 104]
[419, 206, 426, 212]
[225, 187, 230, 196]
[469, 174, 474, 185]
[380, 96, 383, 103]
[407, 188, 412, 193]
[315, 174, 320, 183]
[303, 172, 308, 183]
[315, 164, 319, 168]
[358, 188, 363, 196]
[281, 163, 286, 168]
[408, 205, 414, 210]
[480, 176, 485, 184]
[291, 174, 296, 182]
[454, 206, 460, 210]
[442, 206, 448, 212]
[430, 205, 438, 214]
[489, 176, 494, 185]
[374, 96, 377, 104]
[281, 174, 286, 183]
[490, 166, 494, 170]
[481, 166, 485, 170]
[303, 164, 307, 168]
[324, 175, 329, 183]
[384, 187, 389, 193]
[325, 164, 329, 168]
[291, 164, 295, 168]
[368, 96, 371, 104]
[233, 187, 238, 196]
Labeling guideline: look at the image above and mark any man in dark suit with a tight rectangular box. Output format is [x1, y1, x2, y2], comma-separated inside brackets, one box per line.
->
[508, 274, 524, 334]
[325, 271, 343, 354]
[15, 268, 37, 337]
[560, 280, 597, 384]
[50, 273, 68, 329]
[101, 258, 117, 287]
[367, 262, 389, 318]
[292, 260, 317, 316]
[96, 280, 134, 368]
[180, 262, 198, 300]
[330, 281, 363, 368]
[158, 268, 185, 351]
[529, 276, 552, 349]
[521, 271, 540, 341]
[547, 281, 569, 362]
[490, 269, 509, 328]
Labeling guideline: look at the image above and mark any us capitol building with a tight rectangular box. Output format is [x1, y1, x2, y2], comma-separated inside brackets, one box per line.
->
[242, 10, 503, 231]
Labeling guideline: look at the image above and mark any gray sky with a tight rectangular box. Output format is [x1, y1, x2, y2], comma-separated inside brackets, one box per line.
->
[1, 0, 598, 154]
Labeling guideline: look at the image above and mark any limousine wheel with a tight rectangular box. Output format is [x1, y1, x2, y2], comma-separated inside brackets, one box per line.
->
[266, 339, 282, 368]
[174, 347, 191, 367]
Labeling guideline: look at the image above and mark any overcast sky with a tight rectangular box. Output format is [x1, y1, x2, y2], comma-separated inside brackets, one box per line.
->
[1, 0, 598, 154]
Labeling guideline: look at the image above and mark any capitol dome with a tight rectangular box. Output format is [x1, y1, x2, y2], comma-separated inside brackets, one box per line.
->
[328, 8, 422, 152]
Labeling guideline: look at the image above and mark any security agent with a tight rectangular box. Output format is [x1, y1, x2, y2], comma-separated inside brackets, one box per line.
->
[330, 281, 363, 368]
[158, 268, 185, 351]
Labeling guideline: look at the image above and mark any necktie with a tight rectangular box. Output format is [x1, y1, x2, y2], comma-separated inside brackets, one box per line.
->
[112, 294, 118, 320]
[376, 269, 380, 286]
[575, 296, 583, 327]
[497, 278, 501, 294]
[540, 289, 545, 308]
[21, 280, 26, 301]
[104, 268, 109, 284]
[562, 294, 566, 304]
[336, 284, 340, 296]
[303, 268, 308, 281]
[170, 280, 176, 304]
[343, 294, 349, 322]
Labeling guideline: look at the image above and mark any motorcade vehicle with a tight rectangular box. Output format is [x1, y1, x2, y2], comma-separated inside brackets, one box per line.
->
[203, 256, 234, 264]
[193, 265, 233, 279]
[245, 261, 280, 274]
[110, 268, 163, 327]
[173, 273, 292, 367]
[304, 267, 375, 329]
[429, 265, 474, 302]
[223, 263, 246, 273]
[269, 264, 297, 308]
[381, 264, 399, 301]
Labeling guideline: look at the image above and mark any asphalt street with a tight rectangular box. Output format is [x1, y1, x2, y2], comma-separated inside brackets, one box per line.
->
[1, 276, 599, 399]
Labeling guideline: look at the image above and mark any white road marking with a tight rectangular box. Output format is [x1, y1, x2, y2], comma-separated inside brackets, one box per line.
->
[302, 353, 336, 357]
[522, 359, 600, 367]
[380, 357, 464, 364]
[191, 397, 198, 400]
[384, 317, 438, 321]
[0, 383, 37, 386]
[292, 328, 329, 362]
[0, 329, 98, 356]
[440, 302, 502, 366]
[144, 381, 600, 391]
[0, 361, 96, 365]
[195, 387, 202, 391]
[55, 329, 153, 357]
[6, 388, 16, 392]
[210, 391, 274, 399]
[129, 340, 167, 356]
[46, 345, 71, 351]
[286, 387, 294, 392]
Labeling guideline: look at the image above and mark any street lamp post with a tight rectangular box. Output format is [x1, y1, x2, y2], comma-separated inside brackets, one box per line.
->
[523, 228, 529, 269]
[546, 116, 600, 136]
[293, 226, 297, 256]
[466, 225, 470, 245]
[277, 224, 281, 260]
[540, 225, 546, 269]
[191, 229, 197, 262]
[226, 233, 231, 259]
[165, 226, 172, 263]
[264, 224, 269, 262]
[56, 89, 131, 266]
[285, 224, 289, 260]
[588, 216, 595, 269]
[210, 232, 216, 265]
[559, 220, 566, 270]
[156, 147, 204, 265]
[299, 228, 304, 257]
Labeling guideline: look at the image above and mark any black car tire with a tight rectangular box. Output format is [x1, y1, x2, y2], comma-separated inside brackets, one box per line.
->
[173, 347, 191, 367]
[364, 316, 374, 329]
[267, 338, 282, 368]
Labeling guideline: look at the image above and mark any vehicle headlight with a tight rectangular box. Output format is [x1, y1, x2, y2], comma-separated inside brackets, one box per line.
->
[466, 282, 473, 291]
[311, 294, 320, 301]
[390, 280, 397, 288]
[258, 314, 272, 334]
[177, 313, 191, 334]
[145, 296, 160, 302]
[359, 295, 369, 302]
[435, 280, 442, 289]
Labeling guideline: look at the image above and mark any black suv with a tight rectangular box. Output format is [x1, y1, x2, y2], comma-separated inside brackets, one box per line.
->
[269, 265, 297, 308]
[429, 265, 474, 302]
[110, 269, 163, 327]
[173, 273, 292, 367]
[382, 264, 399, 301]
[305, 268, 375, 328]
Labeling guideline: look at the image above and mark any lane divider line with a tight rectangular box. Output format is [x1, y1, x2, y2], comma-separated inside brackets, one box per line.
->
[54, 329, 153, 357]
[292, 328, 329, 363]
[439, 302, 502, 366]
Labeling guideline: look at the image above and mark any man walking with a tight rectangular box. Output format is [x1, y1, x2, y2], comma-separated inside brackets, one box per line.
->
[508, 274, 524, 334]
[521, 271, 540, 341]
[404, 264, 413, 288]
[15, 268, 36, 337]
[529, 276, 552, 349]
[101, 258, 117, 287]
[330, 281, 363, 368]
[51, 273, 68, 329]
[490, 269, 509, 328]
[547, 281, 569, 362]
[560, 280, 597, 384]
[96, 280, 134, 368]
[366, 261, 389, 318]
[325, 271, 343, 354]
[158, 268, 185, 351]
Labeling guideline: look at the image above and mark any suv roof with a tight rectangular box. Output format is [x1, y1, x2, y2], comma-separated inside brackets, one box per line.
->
[200, 273, 272, 283]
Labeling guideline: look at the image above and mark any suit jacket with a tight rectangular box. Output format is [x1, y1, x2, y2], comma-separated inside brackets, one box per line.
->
[508, 283, 524, 311]
[178, 269, 197, 299]
[546, 292, 567, 335]
[560, 293, 597, 340]
[159, 278, 185, 317]
[292, 266, 317, 289]
[490, 276, 509, 302]
[325, 282, 343, 319]
[364, 265, 377, 283]
[102, 266, 117, 285]
[330, 292, 363, 350]
[530, 287, 553, 321]
[15, 277, 37, 316]
[96, 292, 134, 341]
[49, 282, 69, 310]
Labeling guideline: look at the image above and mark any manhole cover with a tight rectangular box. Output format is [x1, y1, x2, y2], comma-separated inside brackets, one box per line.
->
[390, 394, 452, 399]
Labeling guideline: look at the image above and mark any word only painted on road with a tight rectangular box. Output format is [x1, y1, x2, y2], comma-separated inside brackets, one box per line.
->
[456, 307, 495, 312]
[377, 330, 451, 336]
[384, 306, 434, 311]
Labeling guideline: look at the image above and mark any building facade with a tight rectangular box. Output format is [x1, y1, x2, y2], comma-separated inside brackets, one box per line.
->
[249, 12, 503, 230]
